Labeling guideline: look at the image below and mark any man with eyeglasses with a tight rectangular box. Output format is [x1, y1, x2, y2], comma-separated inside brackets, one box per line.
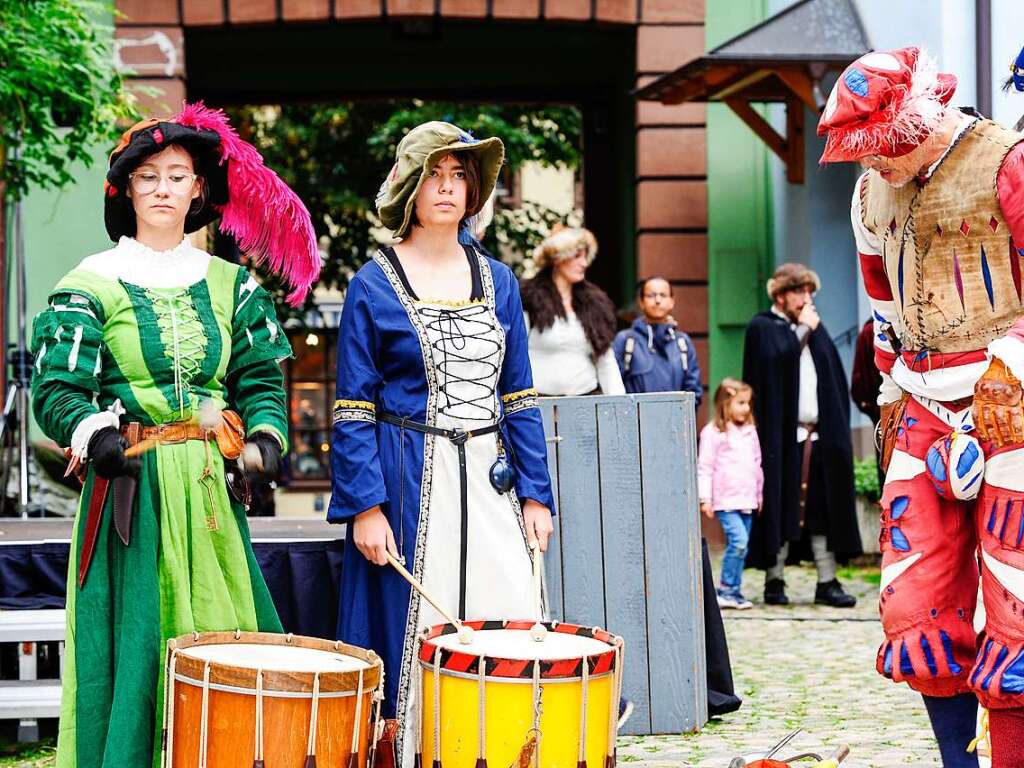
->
[612, 277, 743, 718]
[742, 263, 861, 610]
[613, 276, 702, 402]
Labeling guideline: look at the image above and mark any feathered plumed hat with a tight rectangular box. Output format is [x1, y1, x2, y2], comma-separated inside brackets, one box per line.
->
[816, 47, 957, 164]
[103, 102, 320, 306]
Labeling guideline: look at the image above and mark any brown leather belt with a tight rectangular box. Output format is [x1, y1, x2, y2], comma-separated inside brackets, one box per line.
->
[133, 421, 213, 445]
[799, 423, 817, 527]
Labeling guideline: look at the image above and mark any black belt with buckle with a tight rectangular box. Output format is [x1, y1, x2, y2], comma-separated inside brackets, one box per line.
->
[378, 412, 505, 620]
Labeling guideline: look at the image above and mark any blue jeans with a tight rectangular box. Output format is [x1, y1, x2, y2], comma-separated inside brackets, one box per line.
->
[715, 510, 753, 594]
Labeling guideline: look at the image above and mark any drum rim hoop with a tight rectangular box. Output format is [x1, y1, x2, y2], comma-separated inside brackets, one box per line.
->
[419, 619, 620, 681]
[416, 662, 616, 684]
[166, 630, 383, 694]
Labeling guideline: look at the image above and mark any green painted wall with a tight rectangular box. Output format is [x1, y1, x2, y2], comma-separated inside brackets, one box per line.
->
[19, 149, 110, 321]
[705, 1, 774, 391]
[9, 146, 110, 437]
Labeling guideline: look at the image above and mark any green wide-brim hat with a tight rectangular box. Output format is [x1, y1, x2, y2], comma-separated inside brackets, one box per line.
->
[376, 121, 505, 238]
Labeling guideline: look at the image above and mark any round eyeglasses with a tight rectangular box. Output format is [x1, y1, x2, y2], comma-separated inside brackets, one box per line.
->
[128, 171, 198, 196]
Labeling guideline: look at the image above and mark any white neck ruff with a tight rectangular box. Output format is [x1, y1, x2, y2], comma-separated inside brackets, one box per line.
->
[79, 236, 212, 289]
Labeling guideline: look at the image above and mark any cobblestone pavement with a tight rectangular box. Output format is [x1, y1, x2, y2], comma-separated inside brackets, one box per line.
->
[618, 564, 946, 768]
[0, 566, 951, 768]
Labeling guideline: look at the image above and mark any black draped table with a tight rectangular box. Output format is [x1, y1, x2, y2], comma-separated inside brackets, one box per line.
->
[0, 517, 345, 640]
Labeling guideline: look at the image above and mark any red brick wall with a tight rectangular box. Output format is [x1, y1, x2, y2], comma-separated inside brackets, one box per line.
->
[634, 1, 708, 417]
[115, 0, 663, 25]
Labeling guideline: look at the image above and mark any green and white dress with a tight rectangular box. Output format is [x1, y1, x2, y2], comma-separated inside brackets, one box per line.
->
[30, 236, 292, 768]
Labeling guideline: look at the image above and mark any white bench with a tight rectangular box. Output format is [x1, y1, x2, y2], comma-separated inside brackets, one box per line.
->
[0, 609, 65, 740]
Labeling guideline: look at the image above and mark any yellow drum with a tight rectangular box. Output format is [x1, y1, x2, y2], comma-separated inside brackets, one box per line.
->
[418, 620, 624, 768]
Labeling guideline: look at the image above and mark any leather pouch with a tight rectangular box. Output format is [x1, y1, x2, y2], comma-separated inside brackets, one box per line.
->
[878, 393, 909, 474]
[214, 410, 246, 460]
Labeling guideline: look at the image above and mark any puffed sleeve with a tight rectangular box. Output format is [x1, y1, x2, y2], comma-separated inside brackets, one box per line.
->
[987, 144, 1024, 380]
[30, 288, 106, 448]
[327, 276, 388, 523]
[226, 272, 293, 450]
[696, 423, 719, 504]
[496, 266, 556, 514]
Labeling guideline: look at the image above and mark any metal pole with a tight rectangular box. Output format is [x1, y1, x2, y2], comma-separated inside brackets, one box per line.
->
[14, 187, 29, 515]
[976, 0, 992, 118]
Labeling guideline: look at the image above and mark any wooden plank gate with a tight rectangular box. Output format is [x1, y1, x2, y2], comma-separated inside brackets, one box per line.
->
[539, 392, 707, 736]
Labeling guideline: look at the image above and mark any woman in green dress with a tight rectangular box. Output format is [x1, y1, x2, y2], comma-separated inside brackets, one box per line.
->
[30, 104, 320, 768]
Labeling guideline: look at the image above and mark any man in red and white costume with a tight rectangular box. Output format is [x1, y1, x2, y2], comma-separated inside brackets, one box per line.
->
[818, 47, 1024, 767]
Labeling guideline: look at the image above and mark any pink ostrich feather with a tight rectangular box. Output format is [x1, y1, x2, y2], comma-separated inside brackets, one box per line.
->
[174, 102, 320, 306]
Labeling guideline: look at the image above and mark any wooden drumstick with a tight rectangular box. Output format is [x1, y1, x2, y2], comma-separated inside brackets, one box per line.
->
[529, 542, 547, 642]
[385, 551, 473, 645]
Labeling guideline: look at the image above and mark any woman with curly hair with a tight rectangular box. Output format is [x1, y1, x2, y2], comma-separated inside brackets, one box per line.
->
[521, 225, 624, 396]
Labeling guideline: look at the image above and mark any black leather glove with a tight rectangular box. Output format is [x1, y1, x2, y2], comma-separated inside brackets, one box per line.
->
[88, 427, 140, 480]
[245, 432, 282, 481]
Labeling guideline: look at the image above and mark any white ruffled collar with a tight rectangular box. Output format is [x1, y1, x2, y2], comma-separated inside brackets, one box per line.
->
[79, 236, 212, 289]
[116, 235, 193, 260]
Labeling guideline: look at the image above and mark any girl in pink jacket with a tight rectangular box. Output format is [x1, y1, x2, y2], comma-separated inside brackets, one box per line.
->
[698, 378, 764, 609]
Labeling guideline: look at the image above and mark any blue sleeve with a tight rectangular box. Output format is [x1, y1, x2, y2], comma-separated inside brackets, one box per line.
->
[612, 331, 628, 376]
[495, 265, 557, 514]
[682, 334, 703, 406]
[327, 276, 388, 523]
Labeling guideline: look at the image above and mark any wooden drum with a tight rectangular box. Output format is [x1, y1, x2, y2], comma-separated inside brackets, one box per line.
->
[418, 620, 624, 768]
[163, 631, 383, 768]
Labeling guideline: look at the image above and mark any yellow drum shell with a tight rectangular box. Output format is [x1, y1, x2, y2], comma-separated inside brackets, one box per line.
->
[419, 621, 623, 768]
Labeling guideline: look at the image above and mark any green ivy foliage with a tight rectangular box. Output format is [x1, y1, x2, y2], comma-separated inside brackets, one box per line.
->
[0, 0, 136, 198]
[854, 456, 881, 503]
[227, 101, 582, 319]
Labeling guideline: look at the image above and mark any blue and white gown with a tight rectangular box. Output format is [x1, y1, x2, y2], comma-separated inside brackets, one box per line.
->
[328, 245, 555, 768]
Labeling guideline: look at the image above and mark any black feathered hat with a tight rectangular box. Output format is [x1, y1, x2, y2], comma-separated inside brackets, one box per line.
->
[101, 103, 320, 306]
[103, 118, 228, 241]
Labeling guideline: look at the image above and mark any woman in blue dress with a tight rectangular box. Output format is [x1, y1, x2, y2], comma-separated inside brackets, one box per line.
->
[329, 121, 555, 767]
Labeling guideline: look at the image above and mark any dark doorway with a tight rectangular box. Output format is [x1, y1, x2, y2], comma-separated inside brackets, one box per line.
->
[184, 18, 637, 301]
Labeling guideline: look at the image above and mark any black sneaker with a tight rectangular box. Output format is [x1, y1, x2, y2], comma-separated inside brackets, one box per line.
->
[815, 578, 857, 608]
[763, 578, 789, 605]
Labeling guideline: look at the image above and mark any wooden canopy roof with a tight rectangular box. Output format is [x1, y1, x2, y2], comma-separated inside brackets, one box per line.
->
[635, 0, 869, 183]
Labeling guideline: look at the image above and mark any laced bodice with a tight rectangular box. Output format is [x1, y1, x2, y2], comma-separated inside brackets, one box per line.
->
[146, 287, 208, 420]
[418, 300, 502, 423]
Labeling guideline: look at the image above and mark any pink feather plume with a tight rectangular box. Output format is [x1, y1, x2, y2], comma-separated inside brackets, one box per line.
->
[174, 102, 320, 306]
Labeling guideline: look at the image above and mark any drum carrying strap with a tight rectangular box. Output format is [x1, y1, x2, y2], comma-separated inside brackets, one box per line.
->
[349, 668, 365, 768]
[199, 661, 212, 768]
[477, 654, 487, 768]
[578, 659, 589, 768]
[305, 672, 322, 767]
[416, 637, 425, 768]
[255, 670, 266, 768]
[433, 653, 443, 768]
[379, 412, 502, 620]
[162, 650, 179, 768]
